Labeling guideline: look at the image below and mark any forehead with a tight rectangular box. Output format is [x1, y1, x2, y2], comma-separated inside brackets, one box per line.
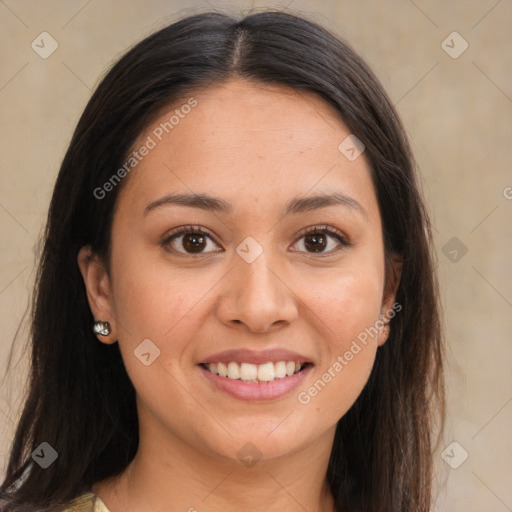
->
[117, 79, 379, 221]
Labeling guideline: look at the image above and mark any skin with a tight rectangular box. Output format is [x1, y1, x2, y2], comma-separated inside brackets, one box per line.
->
[78, 79, 401, 512]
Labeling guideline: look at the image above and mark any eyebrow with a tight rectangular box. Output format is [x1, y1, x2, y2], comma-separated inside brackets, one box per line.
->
[144, 192, 366, 218]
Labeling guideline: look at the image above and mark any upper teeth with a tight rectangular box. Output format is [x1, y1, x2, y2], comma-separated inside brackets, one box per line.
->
[205, 361, 304, 382]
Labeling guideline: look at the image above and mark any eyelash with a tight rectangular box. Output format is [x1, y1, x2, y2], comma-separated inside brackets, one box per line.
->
[162, 224, 351, 258]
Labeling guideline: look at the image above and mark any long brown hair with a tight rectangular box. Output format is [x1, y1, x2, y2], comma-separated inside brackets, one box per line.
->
[1, 10, 445, 511]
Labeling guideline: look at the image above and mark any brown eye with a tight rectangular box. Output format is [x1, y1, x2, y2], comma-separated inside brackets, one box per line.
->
[162, 226, 222, 256]
[182, 233, 207, 252]
[304, 233, 327, 252]
[292, 225, 350, 256]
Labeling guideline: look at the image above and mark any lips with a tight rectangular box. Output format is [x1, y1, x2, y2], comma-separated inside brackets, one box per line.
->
[199, 362, 312, 401]
[200, 348, 312, 365]
[198, 348, 313, 401]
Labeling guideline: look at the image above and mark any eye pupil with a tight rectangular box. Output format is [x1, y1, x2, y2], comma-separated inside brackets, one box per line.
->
[183, 233, 206, 252]
[305, 233, 326, 252]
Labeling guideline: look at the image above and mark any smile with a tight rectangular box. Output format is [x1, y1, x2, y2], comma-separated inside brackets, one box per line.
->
[198, 360, 313, 402]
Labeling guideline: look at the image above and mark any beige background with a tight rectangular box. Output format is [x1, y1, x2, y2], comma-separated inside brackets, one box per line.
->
[1, 0, 511, 510]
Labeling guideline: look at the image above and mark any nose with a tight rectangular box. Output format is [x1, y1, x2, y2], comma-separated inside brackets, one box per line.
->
[216, 249, 299, 334]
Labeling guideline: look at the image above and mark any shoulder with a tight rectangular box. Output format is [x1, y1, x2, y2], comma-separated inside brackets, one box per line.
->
[62, 492, 111, 512]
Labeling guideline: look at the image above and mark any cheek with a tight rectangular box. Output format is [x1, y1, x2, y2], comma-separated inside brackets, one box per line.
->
[299, 343, 376, 427]
[108, 252, 225, 398]
[294, 263, 383, 420]
[300, 264, 384, 346]
[108, 254, 214, 419]
[110, 253, 214, 341]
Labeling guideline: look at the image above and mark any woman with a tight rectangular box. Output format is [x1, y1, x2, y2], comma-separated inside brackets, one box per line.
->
[0, 10, 445, 512]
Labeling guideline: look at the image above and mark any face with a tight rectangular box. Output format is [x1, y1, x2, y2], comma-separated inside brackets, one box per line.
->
[79, 79, 400, 463]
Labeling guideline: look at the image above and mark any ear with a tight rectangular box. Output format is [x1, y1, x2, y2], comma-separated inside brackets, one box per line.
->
[77, 245, 117, 345]
[377, 253, 403, 347]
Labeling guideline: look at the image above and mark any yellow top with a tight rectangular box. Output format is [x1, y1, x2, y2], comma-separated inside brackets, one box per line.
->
[62, 492, 111, 512]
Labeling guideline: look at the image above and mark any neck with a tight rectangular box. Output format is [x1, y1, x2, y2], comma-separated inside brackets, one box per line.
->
[93, 421, 337, 512]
